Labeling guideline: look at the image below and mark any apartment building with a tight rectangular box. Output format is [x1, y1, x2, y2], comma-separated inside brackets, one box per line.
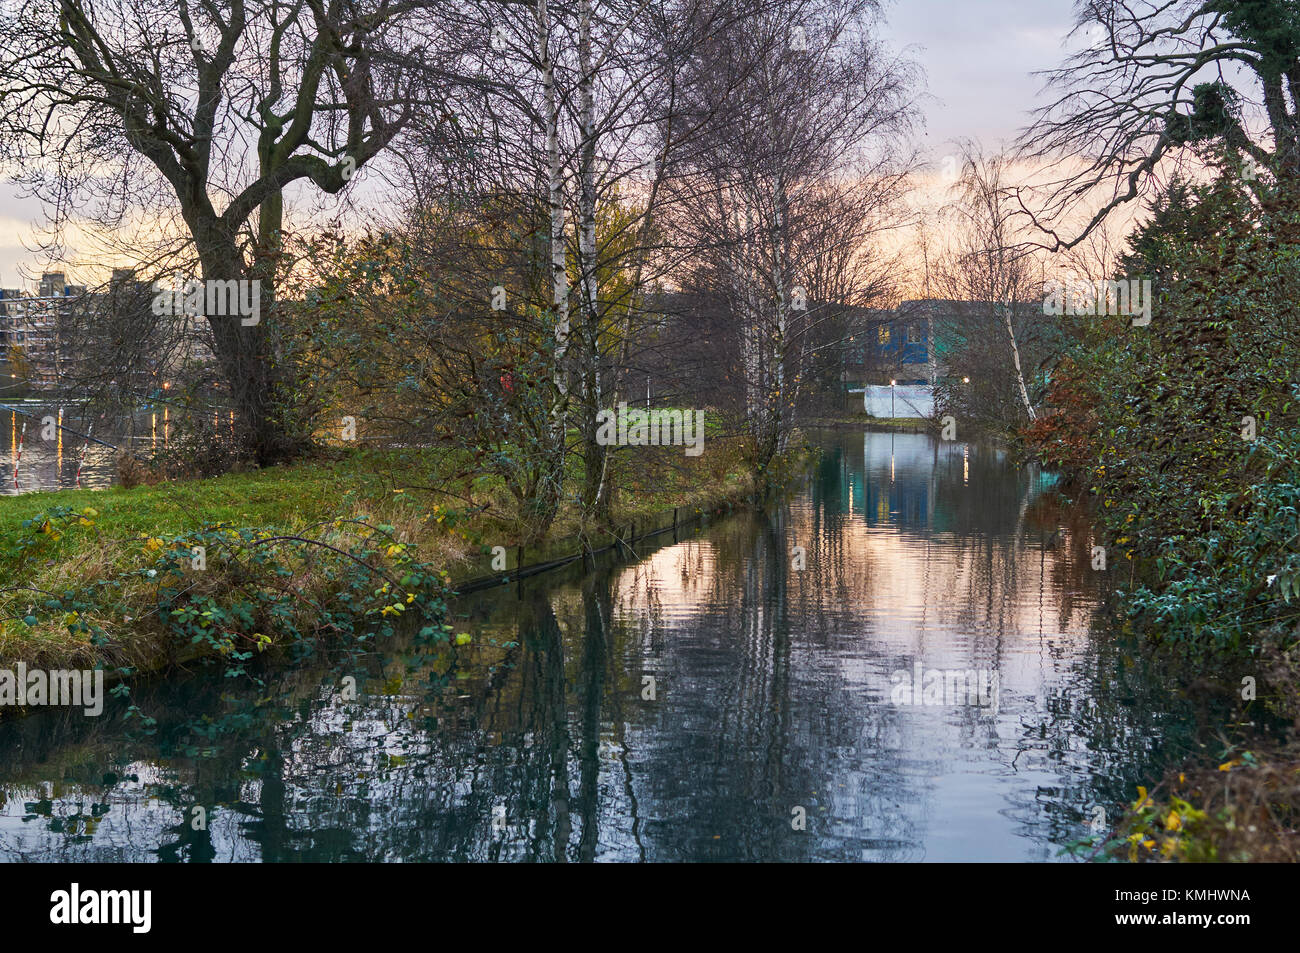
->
[0, 269, 207, 392]
[0, 273, 86, 388]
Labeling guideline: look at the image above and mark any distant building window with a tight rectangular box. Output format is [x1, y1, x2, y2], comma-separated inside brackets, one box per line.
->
[907, 324, 922, 343]
[877, 326, 889, 346]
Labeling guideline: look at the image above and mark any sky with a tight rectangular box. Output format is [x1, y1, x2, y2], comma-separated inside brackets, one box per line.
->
[0, 0, 1084, 289]
[881, 0, 1079, 154]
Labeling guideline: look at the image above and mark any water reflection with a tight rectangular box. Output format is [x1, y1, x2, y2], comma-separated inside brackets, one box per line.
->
[0, 400, 188, 494]
[0, 431, 1222, 861]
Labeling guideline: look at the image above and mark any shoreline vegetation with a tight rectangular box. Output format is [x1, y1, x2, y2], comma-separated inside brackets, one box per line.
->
[0, 433, 801, 692]
[1018, 179, 1300, 863]
[804, 412, 930, 433]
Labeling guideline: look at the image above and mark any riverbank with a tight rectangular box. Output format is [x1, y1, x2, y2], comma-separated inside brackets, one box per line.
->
[804, 412, 929, 432]
[1102, 632, 1300, 862]
[1023, 439, 1300, 862]
[0, 438, 772, 680]
[1109, 730, 1300, 862]
[1020, 312, 1300, 860]
[1012, 185, 1300, 861]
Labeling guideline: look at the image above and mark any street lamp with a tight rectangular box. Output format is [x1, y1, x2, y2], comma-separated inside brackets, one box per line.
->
[890, 379, 896, 418]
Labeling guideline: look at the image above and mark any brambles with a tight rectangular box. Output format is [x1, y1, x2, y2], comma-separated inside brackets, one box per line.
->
[1108, 753, 1300, 863]
[0, 506, 453, 686]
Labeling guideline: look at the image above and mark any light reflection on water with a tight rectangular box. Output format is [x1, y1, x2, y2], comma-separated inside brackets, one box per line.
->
[0, 402, 165, 494]
[0, 430, 1217, 861]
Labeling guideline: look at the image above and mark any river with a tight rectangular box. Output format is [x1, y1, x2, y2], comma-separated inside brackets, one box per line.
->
[0, 429, 1217, 861]
[0, 401, 167, 494]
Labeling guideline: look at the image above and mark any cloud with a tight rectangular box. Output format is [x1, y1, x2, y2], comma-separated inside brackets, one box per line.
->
[883, 0, 1078, 148]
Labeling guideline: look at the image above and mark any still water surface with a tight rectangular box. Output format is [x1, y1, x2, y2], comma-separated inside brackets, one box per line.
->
[0, 401, 170, 494]
[0, 430, 1215, 861]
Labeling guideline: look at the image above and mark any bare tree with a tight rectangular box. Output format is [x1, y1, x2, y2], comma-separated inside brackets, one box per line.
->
[0, 0, 478, 462]
[664, 0, 918, 480]
[1016, 0, 1300, 250]
[934, 144, 1052, 428]
[407, 0, 754, 522]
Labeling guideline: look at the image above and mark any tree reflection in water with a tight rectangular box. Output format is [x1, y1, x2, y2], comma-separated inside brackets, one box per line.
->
[0, 431, 1227, 861]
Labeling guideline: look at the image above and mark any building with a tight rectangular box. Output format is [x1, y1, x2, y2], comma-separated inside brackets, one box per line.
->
[0, 274, 85, 389]
[840, 300, 964, 388]
[840, 299, 1022, 388]
[0, 269, 215, 392]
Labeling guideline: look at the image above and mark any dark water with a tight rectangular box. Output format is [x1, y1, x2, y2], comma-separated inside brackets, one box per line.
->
[0, 431, 1218, 861]
[0, 401, 182, 494]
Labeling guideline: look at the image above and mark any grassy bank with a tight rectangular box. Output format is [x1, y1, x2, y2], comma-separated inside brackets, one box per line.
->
[0, 438, 764, 679]
[804, 411, 930, 432]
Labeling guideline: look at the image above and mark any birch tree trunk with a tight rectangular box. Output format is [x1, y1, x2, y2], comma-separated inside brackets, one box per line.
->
[1002, 300, 1036, 422]
[772, 168, 791, 457]
[577, 0, 606, 516]
[537, 0, 567, 535]
[540, 0, 569, 363]
[920, 224, 937, 385]
[578, 0, 597, 329]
